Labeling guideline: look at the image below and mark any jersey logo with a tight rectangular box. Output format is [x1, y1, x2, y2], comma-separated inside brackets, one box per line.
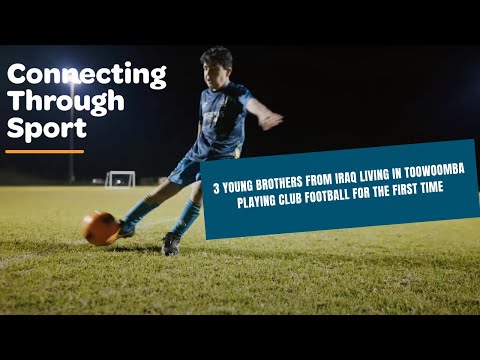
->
[203, 111, 220, 124]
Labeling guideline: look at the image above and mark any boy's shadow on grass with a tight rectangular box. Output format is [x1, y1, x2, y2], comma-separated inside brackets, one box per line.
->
[107, 244, 164, 253]
[107, 243, 282, 259]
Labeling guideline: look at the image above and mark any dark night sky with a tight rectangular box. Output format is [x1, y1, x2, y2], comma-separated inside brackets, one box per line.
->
[1, 45, 480, 181]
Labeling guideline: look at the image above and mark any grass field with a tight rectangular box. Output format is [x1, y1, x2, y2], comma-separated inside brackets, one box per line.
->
[0, 186, 479, 314]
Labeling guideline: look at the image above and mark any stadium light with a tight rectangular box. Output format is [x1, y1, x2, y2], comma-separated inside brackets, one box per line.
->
[67, 73, 78, 184]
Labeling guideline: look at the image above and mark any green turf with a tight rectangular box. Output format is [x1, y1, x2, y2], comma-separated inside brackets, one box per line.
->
[0, 186, 479, 314]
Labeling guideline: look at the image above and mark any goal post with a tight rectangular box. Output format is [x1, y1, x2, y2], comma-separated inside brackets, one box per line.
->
[105, 171, 136, 189]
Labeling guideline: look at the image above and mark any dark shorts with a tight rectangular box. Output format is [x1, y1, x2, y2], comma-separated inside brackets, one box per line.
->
[168, 155, 235, 186]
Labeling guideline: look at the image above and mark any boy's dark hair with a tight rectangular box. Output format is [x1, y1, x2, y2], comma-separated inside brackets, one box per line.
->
[200, 46, 233, 69]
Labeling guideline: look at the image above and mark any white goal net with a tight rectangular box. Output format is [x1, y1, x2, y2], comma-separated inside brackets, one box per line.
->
[105, 171, 136, 189]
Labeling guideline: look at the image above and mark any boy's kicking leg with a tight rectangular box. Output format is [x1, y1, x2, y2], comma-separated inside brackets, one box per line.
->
[161, 180, 203, 256]
[109, 180, 183, 242]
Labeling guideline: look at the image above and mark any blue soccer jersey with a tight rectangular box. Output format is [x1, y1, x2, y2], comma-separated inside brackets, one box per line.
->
[186, 82, 254, 161]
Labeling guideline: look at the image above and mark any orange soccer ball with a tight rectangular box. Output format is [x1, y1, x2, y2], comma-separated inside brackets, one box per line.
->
[81, 211, 120, 246]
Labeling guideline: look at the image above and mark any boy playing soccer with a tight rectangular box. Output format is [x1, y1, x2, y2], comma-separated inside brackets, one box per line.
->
[109, 45, 283, 255]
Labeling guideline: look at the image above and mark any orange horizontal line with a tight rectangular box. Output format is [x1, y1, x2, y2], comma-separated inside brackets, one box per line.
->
[5, 150, 85, 154]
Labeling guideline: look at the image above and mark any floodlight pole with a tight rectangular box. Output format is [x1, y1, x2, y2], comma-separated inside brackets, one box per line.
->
[69, 81, 75, 184]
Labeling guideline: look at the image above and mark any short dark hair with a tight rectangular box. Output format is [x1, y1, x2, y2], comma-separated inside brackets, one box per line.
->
[200, 46, 233, 69]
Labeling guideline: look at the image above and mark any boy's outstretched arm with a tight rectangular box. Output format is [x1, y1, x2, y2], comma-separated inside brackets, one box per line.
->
[246, 99, 284, 131]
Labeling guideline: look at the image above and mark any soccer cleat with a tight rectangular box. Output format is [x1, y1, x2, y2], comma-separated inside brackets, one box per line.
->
[161, 232, 181, 256]
[106, 220, 135, 244]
